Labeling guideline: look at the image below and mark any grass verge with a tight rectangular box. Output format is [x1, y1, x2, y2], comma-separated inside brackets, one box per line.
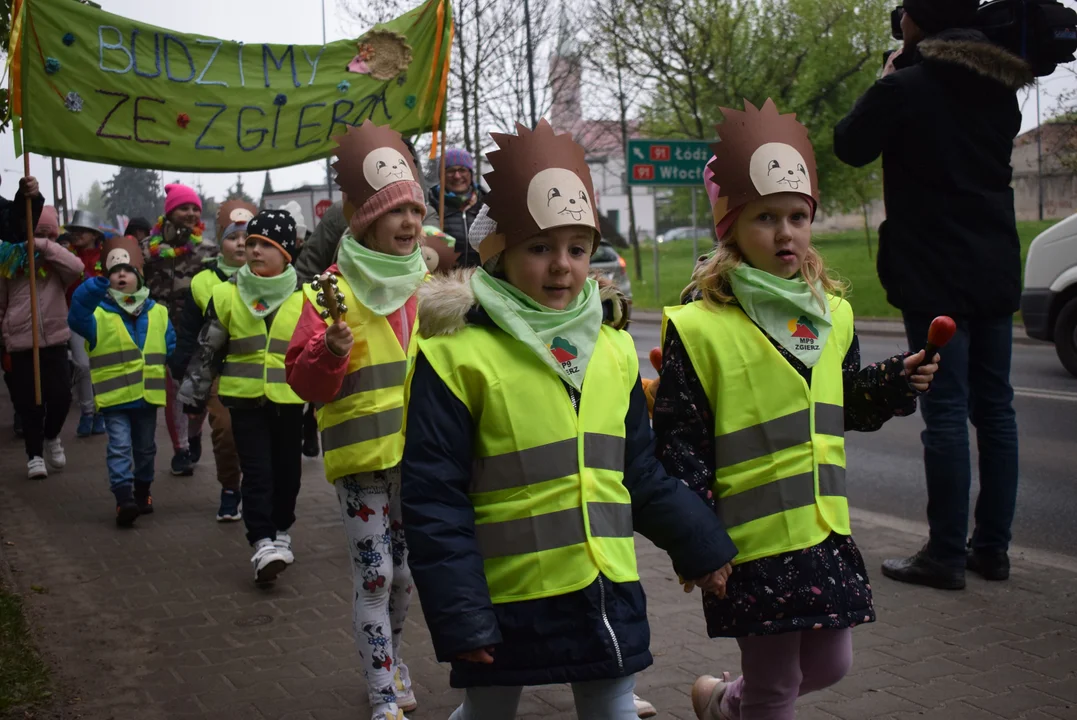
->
[623, 220, 1059, 316]
[0, 585, 52, 713]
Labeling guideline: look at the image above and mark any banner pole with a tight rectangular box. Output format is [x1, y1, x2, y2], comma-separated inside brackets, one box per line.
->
[22, 138, 42, 406]
[439, 140, 447, 232]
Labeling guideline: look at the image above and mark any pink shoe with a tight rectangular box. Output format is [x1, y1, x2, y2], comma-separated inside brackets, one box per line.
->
[691, 672, 733, 720]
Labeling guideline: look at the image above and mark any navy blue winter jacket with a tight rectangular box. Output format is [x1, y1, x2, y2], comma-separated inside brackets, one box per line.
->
[401, 291, 737, 688]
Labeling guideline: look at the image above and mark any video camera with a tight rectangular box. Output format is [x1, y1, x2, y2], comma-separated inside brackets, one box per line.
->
[891, 0, 1077, 76]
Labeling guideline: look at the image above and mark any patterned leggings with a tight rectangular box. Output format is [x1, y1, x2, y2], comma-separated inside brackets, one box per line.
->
[336, 467, 414, 714]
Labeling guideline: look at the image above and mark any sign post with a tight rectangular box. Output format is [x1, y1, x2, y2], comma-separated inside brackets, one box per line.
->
[626, 138, 713, 304]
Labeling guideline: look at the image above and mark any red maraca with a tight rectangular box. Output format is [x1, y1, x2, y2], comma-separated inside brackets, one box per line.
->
[649, 347, 663, 374]
[920, 316, 956, 369]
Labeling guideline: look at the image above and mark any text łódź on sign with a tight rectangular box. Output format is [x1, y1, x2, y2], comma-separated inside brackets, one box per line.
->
[626, 139, 713, 187]
[12, 0, 453, 172]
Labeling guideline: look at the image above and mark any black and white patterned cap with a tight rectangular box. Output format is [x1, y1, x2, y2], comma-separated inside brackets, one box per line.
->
[246, 209, 298, 262]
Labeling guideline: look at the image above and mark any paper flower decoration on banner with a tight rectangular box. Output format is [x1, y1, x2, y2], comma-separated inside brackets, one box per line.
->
[177, 113, 190, 129]
[64, 91, 83, 112]
[62, 33, 75, 46]
[337, 80, 351, 93]
[45, 57, 60, 74]
[404, 95, 417, 109]
[347, 30, 412, 80]
[274, 93, 288, 107]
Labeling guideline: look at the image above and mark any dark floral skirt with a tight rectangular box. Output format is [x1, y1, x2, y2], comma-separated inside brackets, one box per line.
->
[703, 533, 875, 638]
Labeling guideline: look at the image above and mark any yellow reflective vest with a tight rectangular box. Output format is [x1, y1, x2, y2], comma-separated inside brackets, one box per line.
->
[213, 282, 304, 404]
[663, 296, 853, 565]
[190, 266, 225, 314]
[415, 323, 641, 604]
[303, 275, 415, 483]
[87, 304, 168, 411]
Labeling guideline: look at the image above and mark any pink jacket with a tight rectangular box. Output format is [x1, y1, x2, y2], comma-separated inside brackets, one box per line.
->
[285, 264, 418, 403]
[0, 238, 85, 352]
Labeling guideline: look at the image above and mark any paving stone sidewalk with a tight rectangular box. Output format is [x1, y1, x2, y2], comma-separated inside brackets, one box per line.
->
[1, 405, 1075, 720]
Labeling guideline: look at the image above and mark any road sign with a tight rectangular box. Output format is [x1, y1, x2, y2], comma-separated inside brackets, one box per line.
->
[626, 138, 713, 187]
[315, 199, 333, 219]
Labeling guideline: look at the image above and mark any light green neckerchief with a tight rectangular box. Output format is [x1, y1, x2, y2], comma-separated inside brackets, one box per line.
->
[236, 264, 298, 319]
[729, 264, 832, 368]
[470, 268, 603, 392]
[215, 257, 243, 278]
[108, 286, 151, 316]
[336, 232, 428, 317]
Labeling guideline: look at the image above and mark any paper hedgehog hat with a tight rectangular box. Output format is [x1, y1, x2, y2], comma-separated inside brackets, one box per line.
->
[331, 120, 421, 222]
[216, 200, 257, 236]
[705, 99, 819, 235]
[102, 235, 144, 275]
[476, 119, 599, 263]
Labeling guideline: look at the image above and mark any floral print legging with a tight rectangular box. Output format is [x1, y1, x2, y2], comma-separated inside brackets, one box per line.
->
[336, 467, 414, 713]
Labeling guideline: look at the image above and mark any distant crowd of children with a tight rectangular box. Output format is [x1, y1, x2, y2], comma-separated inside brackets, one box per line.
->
[0, 101, 941, 720]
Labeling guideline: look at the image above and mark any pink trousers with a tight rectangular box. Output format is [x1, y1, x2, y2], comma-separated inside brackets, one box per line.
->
[721, 628, 853, 720]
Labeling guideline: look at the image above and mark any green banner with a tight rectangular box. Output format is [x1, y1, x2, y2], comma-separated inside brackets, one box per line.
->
[18, 0, 453, 171]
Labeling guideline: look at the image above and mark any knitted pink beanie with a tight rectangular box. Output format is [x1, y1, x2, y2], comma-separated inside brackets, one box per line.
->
[351, 181, 426, 238]
[164, 183, 203, 216]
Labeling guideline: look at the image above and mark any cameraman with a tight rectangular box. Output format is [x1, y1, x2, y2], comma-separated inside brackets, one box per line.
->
[834, 0, 1033, 591]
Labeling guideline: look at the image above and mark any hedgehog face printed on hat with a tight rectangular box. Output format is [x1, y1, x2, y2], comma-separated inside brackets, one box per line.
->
[705, 99, 819, 240]
[216, 200, 257, 239]
[102, 235, 145, 293]
[475, 119, 599, 265]
[331, 120, 426, 244]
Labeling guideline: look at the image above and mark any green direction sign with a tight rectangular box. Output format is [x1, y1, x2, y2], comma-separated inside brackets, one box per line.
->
[626, 138, 713, 186]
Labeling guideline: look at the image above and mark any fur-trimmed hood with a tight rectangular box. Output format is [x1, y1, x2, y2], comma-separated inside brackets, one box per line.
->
[919, 30, 1034, 91]
[417, 267, 631, 338]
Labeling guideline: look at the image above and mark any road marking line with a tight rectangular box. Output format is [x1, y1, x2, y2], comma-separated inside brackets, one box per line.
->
[1014, 387, 1077, 402]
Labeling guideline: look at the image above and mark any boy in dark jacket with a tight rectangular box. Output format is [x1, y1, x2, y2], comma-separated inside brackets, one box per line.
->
[833, 0, 1033, 589]
[402, 121, 735, 720]
[68, 236, 176, 526]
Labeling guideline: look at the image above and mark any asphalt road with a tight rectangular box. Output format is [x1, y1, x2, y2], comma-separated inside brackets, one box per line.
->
[629, 322, 1077, 557]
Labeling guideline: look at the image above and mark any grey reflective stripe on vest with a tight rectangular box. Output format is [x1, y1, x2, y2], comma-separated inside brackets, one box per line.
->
[471, 433, 627, 495]
[228, 336, 266, 354]
[267, 338, 290, 354]
[715, 403, 845, 469]
[335, 361, 408, 401]
[221, 362, 264, 379]
[266, 368, 287, 384]
[815, 403, 845, 437]
[320, 406, 404, 453]
[93, 370, 142, 395]
[144, 353, 166, 366]
[719, 465, 848, 528]
[145, 377, 167, 391]
[475, 502, 634, 559]
[89, 348, 142, 370]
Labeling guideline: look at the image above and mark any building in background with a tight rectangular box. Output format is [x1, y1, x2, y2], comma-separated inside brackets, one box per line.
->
[1012, 122, 1077, 221]
[261, 184, 334, 229]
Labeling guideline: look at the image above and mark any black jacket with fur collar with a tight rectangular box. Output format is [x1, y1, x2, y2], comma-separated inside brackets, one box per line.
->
[835, 30, 1034, 318]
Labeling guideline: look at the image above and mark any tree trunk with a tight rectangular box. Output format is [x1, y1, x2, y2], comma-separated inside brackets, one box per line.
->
[612, 24, 641, 281]
[471, 0, 483, 177]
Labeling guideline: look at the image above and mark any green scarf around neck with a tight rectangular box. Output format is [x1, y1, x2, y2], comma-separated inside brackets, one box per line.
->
[108, 286, 151, 316]
[729, 264, 832, 367]
[215, 257, 243, 278]
[236, 264, 297, 319]
[470, 268, 603, 391]
[336, 231, 428, 316]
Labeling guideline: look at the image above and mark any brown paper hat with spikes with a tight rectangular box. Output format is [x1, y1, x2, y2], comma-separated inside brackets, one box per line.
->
[102, 235, 145, 275]
[706, 99, 819, 232]
[331, 120, 421, 222]
[478, 119, 599, 264]
[216, 200, 258, 236]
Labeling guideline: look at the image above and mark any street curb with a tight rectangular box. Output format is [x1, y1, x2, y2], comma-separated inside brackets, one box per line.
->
[630, 310, 1051, 347]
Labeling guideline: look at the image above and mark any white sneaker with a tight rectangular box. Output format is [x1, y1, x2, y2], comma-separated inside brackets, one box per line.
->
[27, 457, 47, 479]
[634, 693, 657, 718]
[274, 532, 295, 565]
[44, 438, 66, 469]
[394, 663, 417, 712]
[251, 539, 288, 583]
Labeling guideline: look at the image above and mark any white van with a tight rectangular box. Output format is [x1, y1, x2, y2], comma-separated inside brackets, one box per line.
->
[1022, 212, 1077, 377]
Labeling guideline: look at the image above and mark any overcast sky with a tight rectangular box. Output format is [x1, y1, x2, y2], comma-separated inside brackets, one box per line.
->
[2, 0, 1075, 217]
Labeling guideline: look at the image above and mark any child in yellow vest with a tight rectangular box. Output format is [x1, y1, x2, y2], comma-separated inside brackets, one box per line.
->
[651, 100, 939, 720]
[176, 209, 306, 584]
[400, 119, 736, 720]
[67, 236, 174, 526]
[285, 121, 430, 720]
[171, 200, 256, 523]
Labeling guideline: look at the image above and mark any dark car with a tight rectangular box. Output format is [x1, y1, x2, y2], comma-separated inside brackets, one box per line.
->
[590, 241, 632, 299]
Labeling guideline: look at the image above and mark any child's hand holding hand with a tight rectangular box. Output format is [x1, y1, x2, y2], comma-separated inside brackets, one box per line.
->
[456, 647, 495, 664]
[903, 350, 940, 392]
[324, 321, 353, 357]
[689, 563, 733, 599]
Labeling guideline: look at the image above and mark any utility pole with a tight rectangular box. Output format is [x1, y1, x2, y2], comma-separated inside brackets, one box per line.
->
[323, 0, 334, 204]
[523, 0, 537, 128]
